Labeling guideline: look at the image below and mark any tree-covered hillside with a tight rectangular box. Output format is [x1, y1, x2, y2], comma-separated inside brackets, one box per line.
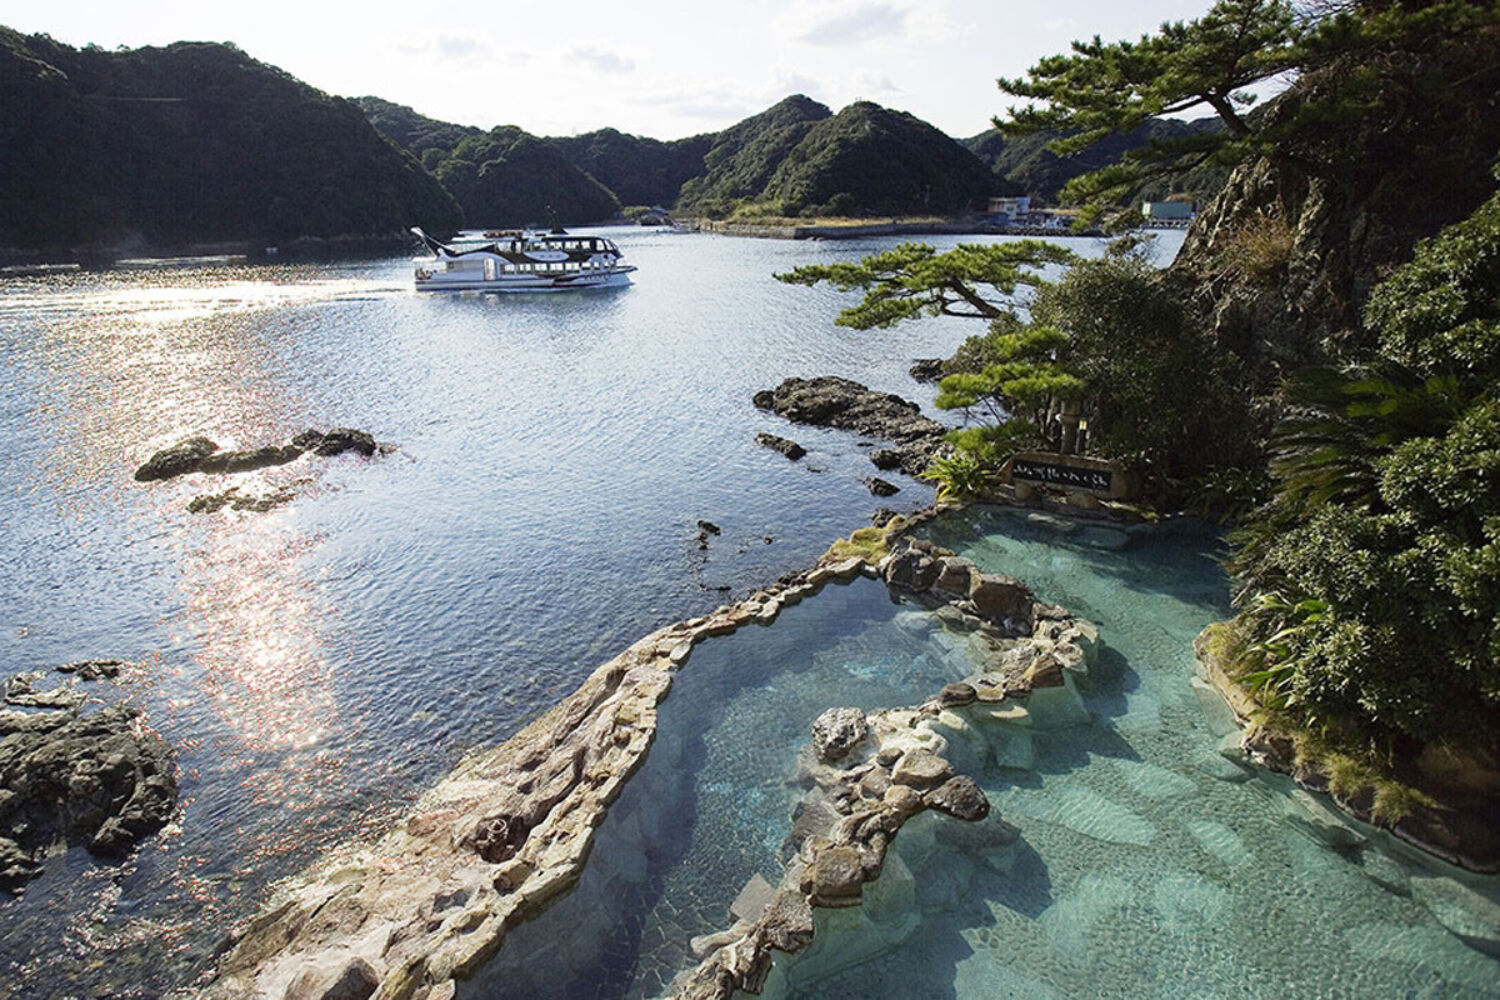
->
[964, 117, 1229, 205]
[434, 126, 621, 228]
[0, 29, 462, 251]
[761, 101, 998, 217]
[353, 96, 481, 168]
[675, 95, 833, 213]
[547, 128, 714, 209]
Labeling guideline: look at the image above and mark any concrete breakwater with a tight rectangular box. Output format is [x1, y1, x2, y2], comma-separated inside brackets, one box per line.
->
[191, 518, 1099, 1000]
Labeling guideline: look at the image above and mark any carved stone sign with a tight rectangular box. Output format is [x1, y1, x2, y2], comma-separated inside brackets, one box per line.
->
[1010, 458, 1113, 493]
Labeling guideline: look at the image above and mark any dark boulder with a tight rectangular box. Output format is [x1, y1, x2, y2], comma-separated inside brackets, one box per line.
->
[865, 477, 900, 497]
[756, 432, 807, 461]
[0, 702, 177, 893]
[923, 776, 990, 821]
[908, 358, 945, 382]
[134, 436, 220, 482]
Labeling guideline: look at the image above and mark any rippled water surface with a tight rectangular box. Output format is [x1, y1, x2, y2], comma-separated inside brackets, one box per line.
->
[2, 229, 1169, 995]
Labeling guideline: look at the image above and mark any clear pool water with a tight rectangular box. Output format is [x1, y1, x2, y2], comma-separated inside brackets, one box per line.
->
[461, 508, 1500, 999]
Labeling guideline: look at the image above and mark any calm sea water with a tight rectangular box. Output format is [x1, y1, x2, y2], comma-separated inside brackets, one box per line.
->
[0, 228, 1172, 995]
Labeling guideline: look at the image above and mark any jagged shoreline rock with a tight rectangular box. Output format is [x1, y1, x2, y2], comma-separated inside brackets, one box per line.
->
[134, 428, 381, 484]
[1, 662, 177, 894]
[753, 377, 947, 476]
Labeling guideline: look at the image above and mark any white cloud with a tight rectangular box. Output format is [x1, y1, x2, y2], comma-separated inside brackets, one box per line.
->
[797, 2, 908, 46]
[570, 45, 635, 74]
[394, 31, 492, 62]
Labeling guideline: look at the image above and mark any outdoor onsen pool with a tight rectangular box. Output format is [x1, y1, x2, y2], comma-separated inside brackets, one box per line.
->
[460, 507, 1500, 1000]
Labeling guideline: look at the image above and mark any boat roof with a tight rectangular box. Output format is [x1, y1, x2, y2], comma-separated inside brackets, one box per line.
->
[411, 227, 620, 259]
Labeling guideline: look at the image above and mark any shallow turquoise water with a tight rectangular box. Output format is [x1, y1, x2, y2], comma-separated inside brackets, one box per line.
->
[463, 506, 1500, 999]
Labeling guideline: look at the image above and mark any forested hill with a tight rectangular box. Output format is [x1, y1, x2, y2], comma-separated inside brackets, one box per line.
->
[545, 129, 715, 209]
[429, 126, 622, 228]
[0, 30, 462, 253]
[758, 101, 999, 216]
[353, 97, 482, 169]
[963, 117, 1230, 205]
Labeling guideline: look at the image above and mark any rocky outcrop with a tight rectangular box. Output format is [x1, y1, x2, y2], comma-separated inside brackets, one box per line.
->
[1, 687, 177, 893]
[1170, 30, 1500, 369]
[134, 428, 381, 483]
[755, 432, 807, 461]
[753, 377, 947, 475]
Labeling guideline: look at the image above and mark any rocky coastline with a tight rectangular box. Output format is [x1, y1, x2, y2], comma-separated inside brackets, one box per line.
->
[0, 660, 178, 894]
[753, 376, 949, 477]
[189, 516, 1098, 1000]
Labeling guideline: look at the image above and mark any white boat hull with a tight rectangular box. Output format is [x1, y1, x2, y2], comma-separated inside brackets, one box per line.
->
[413, 263, 635, 293]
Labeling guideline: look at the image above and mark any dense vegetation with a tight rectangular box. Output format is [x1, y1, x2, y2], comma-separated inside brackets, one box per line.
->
[0, 30, 461, 250]
[674, 95, 833, 216]
[1228, 185, 1500, 751]
[757, 102, 999, 217]
[963, 117, 1231, 208]
[784, 0, 1500, 785]
[547, 128, 715, 209]
[433, 126, 621, 228]
[353, 97, 481, 169]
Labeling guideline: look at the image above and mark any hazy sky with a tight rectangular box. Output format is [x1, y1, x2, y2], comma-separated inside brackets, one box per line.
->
[0, 0, 1215, 140]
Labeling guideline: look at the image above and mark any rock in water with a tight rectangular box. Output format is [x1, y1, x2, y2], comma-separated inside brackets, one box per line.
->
[756, 432, 807, 461]
[865, 477, 900, 497]
[0, 703, 177, 893]
[134, 436, 220, 481]
[754, 377, 947, 475]
[811, 707, 869, 762]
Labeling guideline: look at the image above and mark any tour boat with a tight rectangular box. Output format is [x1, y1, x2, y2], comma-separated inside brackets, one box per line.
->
[410, 227, 636, 292]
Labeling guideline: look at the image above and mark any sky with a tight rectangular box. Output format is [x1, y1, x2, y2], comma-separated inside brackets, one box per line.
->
[0, 0, 1217, 141]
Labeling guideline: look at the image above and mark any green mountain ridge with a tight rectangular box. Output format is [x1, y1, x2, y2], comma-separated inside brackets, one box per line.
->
[0, 29, 461, 251]
[433, 126, 622, 229]
[963, 117, 1230, 205]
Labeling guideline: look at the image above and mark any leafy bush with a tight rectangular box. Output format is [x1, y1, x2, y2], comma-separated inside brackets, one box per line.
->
[1228, 183, 1500, 747]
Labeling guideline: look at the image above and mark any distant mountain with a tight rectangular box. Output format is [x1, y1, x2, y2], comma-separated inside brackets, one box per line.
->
[964, 117, 1230, 205]
[0, 29, 462, 251]
[759, 101, 998, 216]
[676, 95, 834, 211]
[546, 128, 714, 210]
[434, 126, 621, 228]
[353, 97, 481, 166]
